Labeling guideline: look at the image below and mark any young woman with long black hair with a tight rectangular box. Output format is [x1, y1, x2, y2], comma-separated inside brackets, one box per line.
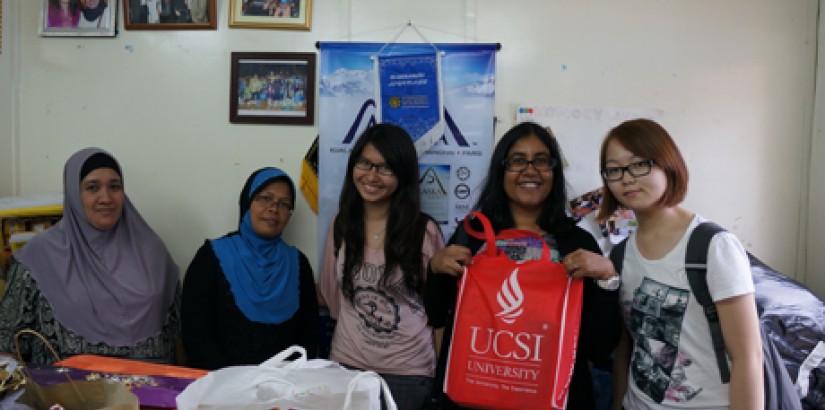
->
[319, 123, 445, 410]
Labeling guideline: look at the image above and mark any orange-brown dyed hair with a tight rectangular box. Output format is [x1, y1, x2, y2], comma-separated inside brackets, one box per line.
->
[597, 119, 689, 222]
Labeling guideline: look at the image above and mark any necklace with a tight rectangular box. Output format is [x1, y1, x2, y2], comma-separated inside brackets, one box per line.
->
[371, 228, 386, 241]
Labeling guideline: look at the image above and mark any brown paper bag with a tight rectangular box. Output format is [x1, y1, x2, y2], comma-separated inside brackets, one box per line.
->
[17, 379, 138, 410]
[14, 329, 139, 410]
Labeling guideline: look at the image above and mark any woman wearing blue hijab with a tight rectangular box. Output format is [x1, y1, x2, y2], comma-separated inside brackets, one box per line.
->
[181, 167, 319, 369]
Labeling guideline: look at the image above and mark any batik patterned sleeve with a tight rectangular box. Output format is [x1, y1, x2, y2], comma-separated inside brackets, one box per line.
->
[0, 260, 41, 358]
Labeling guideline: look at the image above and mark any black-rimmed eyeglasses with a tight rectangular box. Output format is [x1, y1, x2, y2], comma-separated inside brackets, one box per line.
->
[253, 194, 293, 213]
[503, 155, 558, 172]
[601, 159, 655, 182]
[354, 158, 394, 176]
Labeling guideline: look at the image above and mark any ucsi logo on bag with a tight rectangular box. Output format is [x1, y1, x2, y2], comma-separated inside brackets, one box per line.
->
[444, 214, 584, 410]
[496, 269, 524, 324]
[466, 268, 545, 381]
[468, 269, 544, 365]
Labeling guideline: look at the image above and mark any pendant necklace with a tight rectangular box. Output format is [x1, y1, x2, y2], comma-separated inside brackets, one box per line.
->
[372, 228, 386, 241]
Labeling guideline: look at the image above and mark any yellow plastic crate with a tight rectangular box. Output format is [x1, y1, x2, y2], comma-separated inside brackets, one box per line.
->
[0, 194, 63, 277]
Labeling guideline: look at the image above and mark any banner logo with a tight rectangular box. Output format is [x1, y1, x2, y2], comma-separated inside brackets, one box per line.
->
[340, 101, 470, 148]
[454, 184, 470, 199]
[420, 165, 450, 224]
[496, 268, 524, 324]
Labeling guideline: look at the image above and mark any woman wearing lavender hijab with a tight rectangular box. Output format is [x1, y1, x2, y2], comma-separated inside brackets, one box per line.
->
[0, 148, 180, 364]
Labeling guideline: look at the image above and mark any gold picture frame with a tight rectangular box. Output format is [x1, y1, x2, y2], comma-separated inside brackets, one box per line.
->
[229, 0, 312, 30]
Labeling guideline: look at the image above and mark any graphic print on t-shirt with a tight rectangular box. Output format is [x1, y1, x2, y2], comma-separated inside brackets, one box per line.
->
[353, 285, 399, 336]
[628, 277, 702, 403]
[349, 261, 424, 349]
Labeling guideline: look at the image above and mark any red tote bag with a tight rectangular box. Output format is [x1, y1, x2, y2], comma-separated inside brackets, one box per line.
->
[444, 212, 584, 410]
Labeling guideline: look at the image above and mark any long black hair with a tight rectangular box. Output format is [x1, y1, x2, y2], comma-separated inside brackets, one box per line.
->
[474, 121, 573, 234]
[333, 123, 431, 300]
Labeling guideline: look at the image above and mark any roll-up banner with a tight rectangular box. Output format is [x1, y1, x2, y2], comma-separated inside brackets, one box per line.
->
[318, 42, 497, 260]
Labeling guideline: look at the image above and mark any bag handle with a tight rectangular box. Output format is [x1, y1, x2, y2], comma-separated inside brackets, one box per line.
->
[464, 211, 497, 257]
[259, 345, 307, 369]
[14, 329, 86, 402]
[464, 212, 552, 260]
[342, 370, 398, 410]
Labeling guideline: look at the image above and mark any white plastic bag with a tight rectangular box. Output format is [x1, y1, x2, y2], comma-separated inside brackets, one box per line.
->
[175, 346, 397, 410]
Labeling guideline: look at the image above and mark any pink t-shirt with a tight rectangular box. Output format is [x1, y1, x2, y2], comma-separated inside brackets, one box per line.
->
[320, 220, 445, 376]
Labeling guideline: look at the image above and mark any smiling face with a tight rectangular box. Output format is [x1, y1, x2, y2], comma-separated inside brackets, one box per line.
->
[603, 139, 668, 214]
[503, 134, 554, 216]
[352, 143, 398, 206]
[80, 167, 124, 231]
[249, 180, 293, 238]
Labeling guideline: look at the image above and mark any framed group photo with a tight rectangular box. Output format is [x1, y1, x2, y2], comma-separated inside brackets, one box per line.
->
[39, 0, 117, 37]
[229, 0, 312, 30]
[123, 0, 217, 30]
[230, 52, 316, 125]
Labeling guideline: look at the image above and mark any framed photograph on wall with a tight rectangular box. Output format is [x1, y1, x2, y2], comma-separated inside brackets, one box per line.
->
[229, 0, 312, 30]
[230, 52, 316, 125]
[123, 0, 217, 30]
[39, 0, 117, 37]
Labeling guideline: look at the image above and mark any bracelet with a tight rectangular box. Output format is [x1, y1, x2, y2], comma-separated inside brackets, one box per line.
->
[597, 275, 620, 291]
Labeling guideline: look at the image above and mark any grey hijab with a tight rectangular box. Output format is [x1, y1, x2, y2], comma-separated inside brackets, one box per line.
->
[15, 148, 179, 346]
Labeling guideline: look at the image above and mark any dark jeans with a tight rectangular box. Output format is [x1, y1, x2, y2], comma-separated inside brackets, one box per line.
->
[342, 364, 433, 410]
[380, 373, 434, 410]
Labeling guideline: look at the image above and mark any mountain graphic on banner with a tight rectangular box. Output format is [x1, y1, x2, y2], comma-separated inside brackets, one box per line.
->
[319, 69, 374, 97]
[461, 76, 496, 96]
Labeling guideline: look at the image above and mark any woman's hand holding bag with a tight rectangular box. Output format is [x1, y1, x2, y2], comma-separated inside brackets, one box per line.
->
[444, 212, 584, 410]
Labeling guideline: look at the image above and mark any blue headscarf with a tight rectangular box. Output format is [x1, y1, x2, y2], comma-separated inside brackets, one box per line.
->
[210, 167, 299, 324]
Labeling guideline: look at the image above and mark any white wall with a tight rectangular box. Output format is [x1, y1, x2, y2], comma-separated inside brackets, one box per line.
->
[2, 1, 822, 295]
[0, 0, 16, 198]
[808, 3, 825, 298]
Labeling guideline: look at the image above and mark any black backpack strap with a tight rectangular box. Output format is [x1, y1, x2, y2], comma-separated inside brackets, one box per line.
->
[685, 221, 729, 383]
[609, 238, 629, 275]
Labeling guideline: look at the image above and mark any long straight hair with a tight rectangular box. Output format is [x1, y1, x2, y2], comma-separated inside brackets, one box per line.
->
[333, 123, 431, 300]
[474, 121, 573, 234]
